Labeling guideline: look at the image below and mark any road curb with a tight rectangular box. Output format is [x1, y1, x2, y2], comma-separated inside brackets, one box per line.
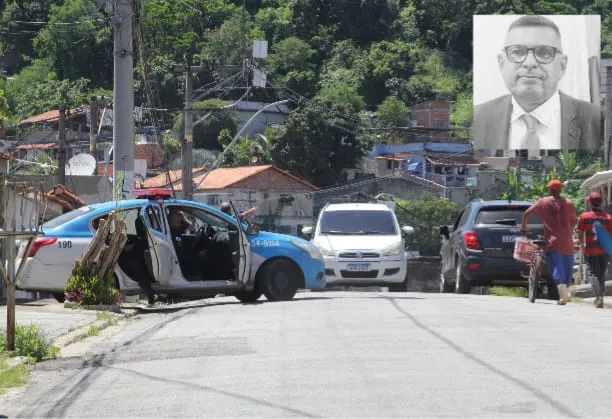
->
[53, 308, 138, 349]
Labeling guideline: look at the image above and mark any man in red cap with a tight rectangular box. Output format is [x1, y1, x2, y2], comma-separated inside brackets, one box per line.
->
[521, 179, 577, 304]
[577, 191, 612, 308]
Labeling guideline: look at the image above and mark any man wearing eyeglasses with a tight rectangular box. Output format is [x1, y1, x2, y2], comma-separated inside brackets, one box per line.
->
[473, 15, 600, 152]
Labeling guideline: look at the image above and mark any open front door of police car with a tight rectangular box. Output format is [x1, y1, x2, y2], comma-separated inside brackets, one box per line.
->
[229, 201, 251, 285]
[139, 204, 173, 285]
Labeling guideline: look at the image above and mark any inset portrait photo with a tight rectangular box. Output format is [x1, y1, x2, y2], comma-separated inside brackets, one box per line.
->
[472, 15, 601, 152]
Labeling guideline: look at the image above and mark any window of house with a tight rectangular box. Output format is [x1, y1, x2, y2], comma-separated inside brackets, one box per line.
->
[434, 166, 443, 174]
[433, 119, 446, 128]
[387, 160, 393, 170]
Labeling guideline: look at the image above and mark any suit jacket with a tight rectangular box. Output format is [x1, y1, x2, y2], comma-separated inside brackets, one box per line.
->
[473, 92, 601, 151]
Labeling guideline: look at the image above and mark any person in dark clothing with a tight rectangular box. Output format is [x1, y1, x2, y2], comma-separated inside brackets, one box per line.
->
[577, 192, 612, 308]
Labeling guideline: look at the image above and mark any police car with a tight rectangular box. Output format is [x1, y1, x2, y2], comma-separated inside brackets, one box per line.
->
[16, 189, 326, 303]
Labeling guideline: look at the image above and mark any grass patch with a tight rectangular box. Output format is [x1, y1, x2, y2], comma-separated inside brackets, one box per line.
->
[0, 364, 29, 395]
[87, 324, 100, 337]
[0, 324, 60, 362]
[96, 311, 118, 325]
[489, 286, 527, 298]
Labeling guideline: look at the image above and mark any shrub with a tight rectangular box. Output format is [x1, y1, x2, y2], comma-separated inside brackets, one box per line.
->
[0, 325, 60, 361]
[65, 270, 119, 306]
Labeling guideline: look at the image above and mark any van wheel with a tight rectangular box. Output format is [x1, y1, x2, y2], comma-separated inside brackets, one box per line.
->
[234, 289, 262, 303]
[261, 259, 299, 301]
[53, 293, 65, 303]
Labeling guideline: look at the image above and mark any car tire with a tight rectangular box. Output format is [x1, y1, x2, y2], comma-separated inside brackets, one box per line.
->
[53, 293, 65, 303]
[234, 289, 263, 303]
[261, 259, 299, 301]
[455, 263, 471, 294]
[439, 272, 454, 293]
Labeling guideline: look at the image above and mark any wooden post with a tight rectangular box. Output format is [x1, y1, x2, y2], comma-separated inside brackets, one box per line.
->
[6, 234, 15, 351]
[57, 104, 67, 185]
[90, 97, 99, 175]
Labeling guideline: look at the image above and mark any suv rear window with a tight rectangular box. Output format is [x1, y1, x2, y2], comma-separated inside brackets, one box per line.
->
[319, 210, 398, 235]
[474, 206, 541, 225]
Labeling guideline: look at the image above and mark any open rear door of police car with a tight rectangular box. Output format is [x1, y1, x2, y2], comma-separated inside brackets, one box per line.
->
[229, 201, 251, 285]
[140, 204, 173, 285]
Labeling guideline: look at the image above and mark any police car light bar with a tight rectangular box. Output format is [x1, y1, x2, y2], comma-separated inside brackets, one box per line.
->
[133, 188, 174, 200]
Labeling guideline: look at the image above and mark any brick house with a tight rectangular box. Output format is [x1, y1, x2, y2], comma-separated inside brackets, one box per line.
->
[97, 143, 165, 176]
[142, 164, 319, 236]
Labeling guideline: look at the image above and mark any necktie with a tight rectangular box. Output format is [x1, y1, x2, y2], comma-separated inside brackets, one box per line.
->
[520, 114, 540, 158]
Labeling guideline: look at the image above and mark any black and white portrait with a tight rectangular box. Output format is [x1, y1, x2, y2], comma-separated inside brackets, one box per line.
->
[472, 15, 601, 152]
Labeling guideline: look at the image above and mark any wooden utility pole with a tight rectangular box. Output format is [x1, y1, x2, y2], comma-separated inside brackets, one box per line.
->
[606, 66, 612, 170]
[90, 96, 99, 175]
[173, 64, 209, 200]
[57, 104, 67, 185]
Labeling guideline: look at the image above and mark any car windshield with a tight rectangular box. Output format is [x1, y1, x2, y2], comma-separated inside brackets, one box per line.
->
[41, 206, 93, 229]
[319, 210, 397, 235]
[474, 207, 541, 225]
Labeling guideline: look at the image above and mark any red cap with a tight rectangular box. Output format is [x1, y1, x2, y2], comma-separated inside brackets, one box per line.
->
[588, 191, 603, 203]
[547, 179, 563, 191]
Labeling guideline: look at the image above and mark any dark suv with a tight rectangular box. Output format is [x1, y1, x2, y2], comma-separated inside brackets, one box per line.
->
[438, 199, 557, 298]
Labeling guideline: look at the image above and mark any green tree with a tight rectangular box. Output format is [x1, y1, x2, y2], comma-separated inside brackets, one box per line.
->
[220, 134, 272, 167]
[395, 193, 460, 256]
[266, 36, 317, 96]
[269, 95, 369, 187]
[375, 96, 409, 128]
[4, 59, 92, 118]
[33, 0, 112, 88]
[172, 99, 238, 151]
[0, 0, 61, 73]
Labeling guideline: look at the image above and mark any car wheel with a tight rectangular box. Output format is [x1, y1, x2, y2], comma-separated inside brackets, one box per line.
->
[455, 263, 470, 294]
[439, 272, 453, 293]
[53, 293, 65, 303]
[234, 289, 263, 303]
[261, 259, 299, 301]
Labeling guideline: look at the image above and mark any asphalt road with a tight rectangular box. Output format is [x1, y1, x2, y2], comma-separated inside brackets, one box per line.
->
[1, 291, 612, 418]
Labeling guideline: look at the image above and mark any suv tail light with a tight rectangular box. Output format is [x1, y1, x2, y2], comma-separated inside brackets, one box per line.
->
[29, 237, 57, 257]
[463, 231, 481, 250]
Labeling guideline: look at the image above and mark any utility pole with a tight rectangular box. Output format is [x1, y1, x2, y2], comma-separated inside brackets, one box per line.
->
[89, 96, 99, 175]
[57, 104, 67, 185]
[112, 0, 135, 200]
[183, 66, 194, 200]
[606, 66, 612, 170]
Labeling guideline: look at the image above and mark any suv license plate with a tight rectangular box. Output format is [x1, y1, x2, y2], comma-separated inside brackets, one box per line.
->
[347, 263, 370, 272]
[502, 235, 520, 243]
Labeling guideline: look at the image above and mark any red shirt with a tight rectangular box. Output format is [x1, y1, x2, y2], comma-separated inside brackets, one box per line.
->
[577, 210, 612, 255]
[530, 196, 577, 255]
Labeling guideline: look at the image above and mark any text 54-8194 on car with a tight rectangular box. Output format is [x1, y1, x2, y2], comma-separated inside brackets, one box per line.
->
[16, 189, 326, 303]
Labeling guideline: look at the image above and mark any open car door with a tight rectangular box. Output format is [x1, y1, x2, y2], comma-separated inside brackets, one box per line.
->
[139, 204, 173, 285]
[229, 201, 251, 285]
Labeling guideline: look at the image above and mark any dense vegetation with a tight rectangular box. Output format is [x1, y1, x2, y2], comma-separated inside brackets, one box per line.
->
[0, 0, 610, 186]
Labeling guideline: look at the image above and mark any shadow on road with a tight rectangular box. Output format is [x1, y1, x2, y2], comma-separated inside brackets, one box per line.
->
[379, 295, 580, 418]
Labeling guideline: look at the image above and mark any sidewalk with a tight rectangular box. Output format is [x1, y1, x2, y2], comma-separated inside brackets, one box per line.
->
[0, 299, 98, 340]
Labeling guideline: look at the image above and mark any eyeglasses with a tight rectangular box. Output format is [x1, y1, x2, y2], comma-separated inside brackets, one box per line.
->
[504, 45, 561, 64]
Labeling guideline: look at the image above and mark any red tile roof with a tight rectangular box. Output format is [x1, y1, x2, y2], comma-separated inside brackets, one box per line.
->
[20, 108, 85, 125]
[143, 165, 319, 191]
[16, 143, 56, 150]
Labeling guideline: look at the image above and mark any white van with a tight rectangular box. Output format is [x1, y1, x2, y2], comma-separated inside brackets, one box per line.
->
[302, 203, 414, 290]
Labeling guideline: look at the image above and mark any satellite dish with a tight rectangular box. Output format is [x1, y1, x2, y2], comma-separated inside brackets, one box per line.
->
[66, 153, 96, 176]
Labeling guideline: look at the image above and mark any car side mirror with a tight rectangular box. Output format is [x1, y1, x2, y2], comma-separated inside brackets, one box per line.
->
[301, 226, 313, 238]
[401, 225, 415, 235]
[439, 225, 450, 239]
[246, 224, 260, 235]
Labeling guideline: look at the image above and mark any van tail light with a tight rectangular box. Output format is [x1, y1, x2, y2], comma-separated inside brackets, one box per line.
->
[29, 237, 57, 257]
[463, 231, 481, 250]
